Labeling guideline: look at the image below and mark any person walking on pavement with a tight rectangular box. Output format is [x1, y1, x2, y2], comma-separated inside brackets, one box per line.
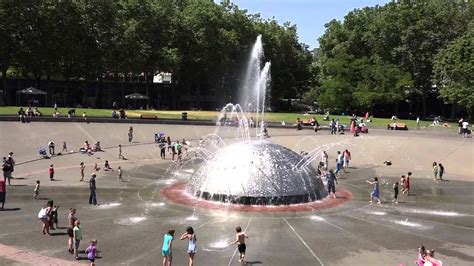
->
[128, 126, 133, 142]
[118, 144, 125, 160]
[6, 152, 15, 178]
[48, 141, 55, 156]
[2, 157, 12, 186]
[61, 141, 68, 153]
[89, 173, 97, 205]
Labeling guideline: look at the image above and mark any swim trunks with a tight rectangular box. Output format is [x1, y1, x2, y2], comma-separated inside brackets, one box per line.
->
[238, 243, 246, 253]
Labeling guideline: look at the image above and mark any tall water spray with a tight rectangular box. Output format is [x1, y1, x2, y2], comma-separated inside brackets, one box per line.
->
[185, 35, 328, 205]
[239, 35, 271, 137]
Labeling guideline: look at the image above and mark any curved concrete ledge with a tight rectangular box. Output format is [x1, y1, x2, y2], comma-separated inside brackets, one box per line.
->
[0, 114, 332, 130]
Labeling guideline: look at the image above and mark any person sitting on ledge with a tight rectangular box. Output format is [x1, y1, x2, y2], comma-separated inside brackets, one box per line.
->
[104, 160, 113, 171]
[33, 107, 42, 116]
[93, 142, 103, 152]
[18, 107, 26, 123]
[67, 108, 75, 118]
[26, 107, 34, 116]
[295, 118, 303, 130]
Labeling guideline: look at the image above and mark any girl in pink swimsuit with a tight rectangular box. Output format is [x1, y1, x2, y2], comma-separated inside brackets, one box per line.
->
[417, 245, 426, 266]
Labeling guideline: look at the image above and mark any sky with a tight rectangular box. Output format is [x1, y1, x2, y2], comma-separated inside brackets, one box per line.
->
[227, 0, 390, 49]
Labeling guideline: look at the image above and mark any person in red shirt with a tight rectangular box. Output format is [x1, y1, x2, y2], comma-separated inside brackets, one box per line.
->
[49, 164, 55, 181]
[0, 180, 6, 209]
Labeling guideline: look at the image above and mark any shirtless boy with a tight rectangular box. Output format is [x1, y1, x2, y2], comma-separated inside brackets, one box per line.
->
[230, 226, 248, 263]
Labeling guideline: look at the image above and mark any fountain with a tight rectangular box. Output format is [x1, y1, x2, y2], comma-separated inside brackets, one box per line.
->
[179, 35, 328, 206]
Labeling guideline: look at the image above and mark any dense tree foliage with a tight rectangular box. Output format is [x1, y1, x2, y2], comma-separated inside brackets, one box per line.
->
[0, 0, 312, 110]
[314, 0, 473, 117]
[1, 0, 472, 115]
[433, 24, 474, 113]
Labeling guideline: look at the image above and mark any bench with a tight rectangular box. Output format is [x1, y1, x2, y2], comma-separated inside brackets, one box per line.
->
[140, 114, 157, 120]
[387, 123, 408, 130]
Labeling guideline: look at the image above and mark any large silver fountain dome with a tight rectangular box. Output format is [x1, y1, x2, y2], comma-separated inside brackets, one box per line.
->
[188, 141, 328, 205]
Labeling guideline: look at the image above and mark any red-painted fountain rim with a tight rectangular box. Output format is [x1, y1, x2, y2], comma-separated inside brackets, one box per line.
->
[161, 181, 352, 213]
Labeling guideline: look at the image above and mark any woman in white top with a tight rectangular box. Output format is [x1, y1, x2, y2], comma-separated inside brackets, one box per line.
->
[180, 226, 197, 266]
[462, 121, 469, 138]
[37, 201, 53, 235]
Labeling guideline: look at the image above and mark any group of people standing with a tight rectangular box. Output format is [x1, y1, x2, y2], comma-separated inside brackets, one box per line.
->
[2, 152, 15, 186]
[316, 149, 352, 199]
[161, 227, 197, 266]
[161, 225, 249, 266]
[432, 162, 445, 181]
[157, 135, 190, 162]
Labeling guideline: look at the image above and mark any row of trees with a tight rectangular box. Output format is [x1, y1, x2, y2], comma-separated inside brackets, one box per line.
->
[306, 0, 473, 117]
[0, 0, 312, 109]
[0, 0, 472, 115]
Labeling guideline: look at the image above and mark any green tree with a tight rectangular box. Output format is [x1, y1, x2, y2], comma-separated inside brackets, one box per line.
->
[353, 57, 412, 110]
[316, 0, 471, 115]
[0, 0, 17, 102]
[433, 25, 474, 115]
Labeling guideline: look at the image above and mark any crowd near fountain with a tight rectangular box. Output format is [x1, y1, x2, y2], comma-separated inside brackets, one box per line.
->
[1, 35, 471, 266]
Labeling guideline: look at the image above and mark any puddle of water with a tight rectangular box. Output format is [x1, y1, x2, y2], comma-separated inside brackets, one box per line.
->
[98, 202, 122, 209]
[149, 202, 166, 207]
[368, 211, 387, 216]
[114, 216, 147, 225]
[186, 215, 199, 221]
[209, 240, 229, 249]
[310, 215, 325, 221]
[394, 219, 421, 227]
[406, 209, 463, 217]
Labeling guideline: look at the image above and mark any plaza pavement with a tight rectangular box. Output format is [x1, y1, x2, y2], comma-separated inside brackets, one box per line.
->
[0, 121, 473, 265]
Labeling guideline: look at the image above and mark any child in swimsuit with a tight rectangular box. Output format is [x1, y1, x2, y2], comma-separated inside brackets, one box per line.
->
[34, 180, 40, 199]
[366, 177, 381, 204]
[162, 229, 174, 266]
[417, 245, 426, 266]
[230, 226, 248, 263]
[85, 239, 97, 266]
[180, 226, 197, 266]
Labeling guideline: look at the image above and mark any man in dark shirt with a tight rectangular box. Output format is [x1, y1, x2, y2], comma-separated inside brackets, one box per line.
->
[18, 108, 26, 123]
[326, 169, 338, 199]
[89, 173, 97, 205]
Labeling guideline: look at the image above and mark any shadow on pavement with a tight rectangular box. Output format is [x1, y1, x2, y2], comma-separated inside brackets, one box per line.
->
[0, 208, 21, 211]
[49, 232, 68, 236]
[244, 261, 263, 265]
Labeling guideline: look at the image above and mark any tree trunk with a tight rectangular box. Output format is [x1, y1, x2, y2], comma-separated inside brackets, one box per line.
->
[145, 72, 150, 110]
[450, 103, 457, 120]
[421, 93, 427, 118]
[35, 75, 41, 90]
[47, 75, 51, 107]
[393, 102, 400, 116]
[114, 72, 119, 108]
[1, 69, 6, 106]
[439, 101, 445, 119]
[171, 82, 176, 109]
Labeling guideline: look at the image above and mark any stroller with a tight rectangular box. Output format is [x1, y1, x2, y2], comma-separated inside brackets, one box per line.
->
[155, 131, 165, 144]
[38, 147, 48, 159]
[155, 131, 165, 143]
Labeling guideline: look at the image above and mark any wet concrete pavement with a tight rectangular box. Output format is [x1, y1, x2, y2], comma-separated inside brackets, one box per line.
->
[0, 121, 472, 265]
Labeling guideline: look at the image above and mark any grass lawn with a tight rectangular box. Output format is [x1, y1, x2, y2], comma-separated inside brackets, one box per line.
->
[0, 106, 457, 130]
